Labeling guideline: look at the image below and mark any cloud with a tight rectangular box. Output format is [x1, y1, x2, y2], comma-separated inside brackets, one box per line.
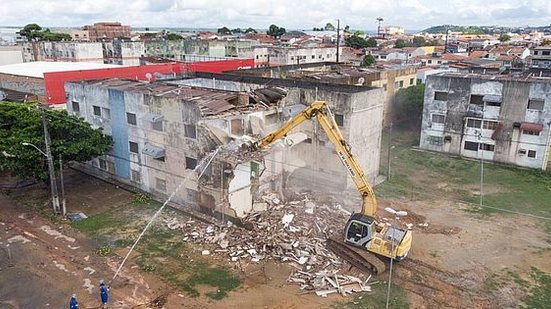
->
[1, 0, 551, 30]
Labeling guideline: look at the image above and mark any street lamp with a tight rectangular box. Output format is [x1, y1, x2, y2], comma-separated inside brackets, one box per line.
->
[22, 142, 62, 215]
[384, 206, 408, 309]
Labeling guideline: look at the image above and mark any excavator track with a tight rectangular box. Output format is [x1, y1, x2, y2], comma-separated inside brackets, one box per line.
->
[326, 236, 386, 275]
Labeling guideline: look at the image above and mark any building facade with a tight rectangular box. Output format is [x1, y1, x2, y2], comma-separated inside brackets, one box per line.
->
[420, 73, 551, 170]
[531, 46, 551, 69]
[82, 22, 131, 41]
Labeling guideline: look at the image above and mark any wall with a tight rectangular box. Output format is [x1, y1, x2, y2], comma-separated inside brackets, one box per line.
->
[0, 46, 23, 65]
[0, 73, 45, 101]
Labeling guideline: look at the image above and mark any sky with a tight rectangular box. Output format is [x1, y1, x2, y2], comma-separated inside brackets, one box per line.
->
[2, 0, 551, 30]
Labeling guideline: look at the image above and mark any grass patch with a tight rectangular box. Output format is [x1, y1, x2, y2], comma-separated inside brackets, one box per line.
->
[335, 283, 409, 309]
[187, 262, 241, 300]
[522, 268, 551, 308]
[71, 212, 124, 236]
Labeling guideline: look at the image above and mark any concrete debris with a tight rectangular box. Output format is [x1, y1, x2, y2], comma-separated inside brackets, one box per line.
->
[201, 250, 211, 256]
[281, 214, 294, 226]
[165, 218, 184, 230]
[7, 235, 31, 244]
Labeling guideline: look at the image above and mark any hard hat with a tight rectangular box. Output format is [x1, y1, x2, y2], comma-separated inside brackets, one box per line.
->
[72, 293, 77, 298]
[99, 279, 105, 284]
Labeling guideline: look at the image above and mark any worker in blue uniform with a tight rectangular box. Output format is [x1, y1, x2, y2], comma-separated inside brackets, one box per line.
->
[69, 294, 78, 309]
[99, 279, 109, 308]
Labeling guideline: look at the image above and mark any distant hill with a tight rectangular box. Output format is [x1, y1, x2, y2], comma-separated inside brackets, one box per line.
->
[422, 25, 489, 34]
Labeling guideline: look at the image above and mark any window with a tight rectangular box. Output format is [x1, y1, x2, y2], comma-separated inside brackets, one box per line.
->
[523, 130, 540, 136]
[131, 170, 140, 183]
[399, 81, 404, 88]
[156, 178, 167, 191]
[486, 100, 501, 107]
[305, 137, 313, 144]
[431, 114, 445, 124]
[528, 99, 544, 111]
[72, 101, 80, 114]
[129, 141, 139, 153]
[434, 91, 448, 101]
[152, 120, 163, 131]
[410, 78, 414, 85]
[107, 161, 115, 173]
[127, 113, 137, 125]
[382, 84, 387, 91]
[428, 136, 443, 146]
[528, 150, 537, 158]
[480, 143, 495, 151]
[93, 105, 101, 116]
[290, 56, 294, 60]
[467, 119, 482, 128]
[334, 114, 344, 127]
[98, 158, 107, 170]
[483, 120, 498, 130]
[470, 95, 484, 105]
[101, 107, 110, 119]
[543, 51, 550, 56]
[464, 141, 479, 151]
[186, 157, 197, 170]
[311, 55, 315, 59]
[184, 124, 197, 139]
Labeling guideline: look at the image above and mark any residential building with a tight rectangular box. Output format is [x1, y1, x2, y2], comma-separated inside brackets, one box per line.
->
[531, 46, 551, 69]
[69, 29, 90, 42]
[103, 40, 145, 65]
[420, 73, 551, 170]
[265, 46, 342, 66]
[82, 22, 131, 41]
[371, 47, 426, 63]
[40, 42, 105, 63]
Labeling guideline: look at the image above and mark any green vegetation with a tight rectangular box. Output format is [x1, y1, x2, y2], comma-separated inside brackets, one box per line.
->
[217, 27, 232, 35]
[166, 33, 183, 40]
[18, 23, 71, 41]
[71, 212, 124, 236]
[335, 283, 409, 309]
[523, 267, 551, 308]
[499, 33, 511, 42]
[267, 24, 286, 38]
[0, 102, 112, 181]
[394, 84, 425, 129]
[377, 130, 551, 222]
[394, 37, 438, 48]
[345, 35, 377, 49]
[394, 38, 406, 48]
[361, 54, 375, 67]
[422, 25, 489, 34]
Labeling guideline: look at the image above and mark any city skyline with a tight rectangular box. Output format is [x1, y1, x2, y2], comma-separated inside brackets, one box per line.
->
[1, 0, 550, 30]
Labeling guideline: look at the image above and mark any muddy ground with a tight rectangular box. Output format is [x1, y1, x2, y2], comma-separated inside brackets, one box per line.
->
[1, 169, 550, 308]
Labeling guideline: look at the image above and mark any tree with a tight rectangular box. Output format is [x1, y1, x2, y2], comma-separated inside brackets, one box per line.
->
[394, 38, 407, 48]
[361, 54, 375, 67]
[166, 33, 183, 40]
[412, 36, 426, 47]
[18, 23, 70, 41]
[18, 23, 42, 41]
[0, 102, 112, 181]
[267, 24, 286, 38]
[394, 84, 426, 129]
[217, 27, 232, 35]
[244, 27, 257, 34]
[499, 33, 511, 42]
[365, 37, 377, 48]
[344, 25, 350, 33]
[231, 28, 242, 33]
[324, 23, 335, 31]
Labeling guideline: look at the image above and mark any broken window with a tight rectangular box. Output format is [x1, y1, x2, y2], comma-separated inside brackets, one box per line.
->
[428, 136, 443, 146]
[410, 78, 414, 85]
[399, 81, 404, 88]
[431, 114, 445, 124]
[434, 91, 448, 101]
[72, 101, 80, 114]
[129, 141, 139, 154]
[470, 95, 484, 105]
[93, 105, 101, 116]
[131, 170, 140, 183]
[480, 143, 495, 151]
[186, 157, 197, 170]
[466, 119, 482, 128]
[127, 112, 137, 125]
[523, 130, 540, 136]
[464, 141, 479, 151]
[230, 119, 244, 135]
[184, 124, 197, 139]
[483, 120, 498, 130]
[156, 178, 167, 191]
[528, 150, 537, 158]
[334, 114, 344, 127]
[528, 99, 544, 111]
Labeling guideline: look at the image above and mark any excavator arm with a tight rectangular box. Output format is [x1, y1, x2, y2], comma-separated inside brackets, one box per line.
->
[253, 100, 377, 217]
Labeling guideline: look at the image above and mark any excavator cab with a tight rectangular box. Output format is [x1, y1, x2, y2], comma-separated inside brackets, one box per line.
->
[344, 213, 376, 247]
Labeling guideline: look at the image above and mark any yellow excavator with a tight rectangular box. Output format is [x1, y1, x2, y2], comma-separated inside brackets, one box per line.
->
[249, 100, 412, 274]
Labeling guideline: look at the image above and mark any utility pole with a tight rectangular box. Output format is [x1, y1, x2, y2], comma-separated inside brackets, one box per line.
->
[444, 26, 450, 54]
[387, 122, 393, 179]
[41, 110, 61, 215]
[59, 155, 66, 216]
[336, 19, 340, 63]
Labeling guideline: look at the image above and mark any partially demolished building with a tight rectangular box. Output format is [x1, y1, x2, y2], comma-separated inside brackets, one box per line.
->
[65, 75, 384, 219]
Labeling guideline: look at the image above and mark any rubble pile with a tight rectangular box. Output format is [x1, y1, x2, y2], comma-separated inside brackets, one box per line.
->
[164, 193, 377, 296]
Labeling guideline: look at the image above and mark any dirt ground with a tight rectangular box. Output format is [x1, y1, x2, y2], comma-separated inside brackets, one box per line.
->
[1, 171, 551, 308]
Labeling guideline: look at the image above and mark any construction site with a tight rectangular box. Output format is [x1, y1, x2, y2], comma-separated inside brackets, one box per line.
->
[1, 64, 551, 309]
